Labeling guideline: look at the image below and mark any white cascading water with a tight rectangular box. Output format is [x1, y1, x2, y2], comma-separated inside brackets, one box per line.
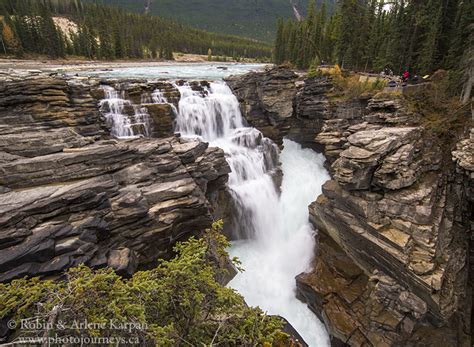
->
[174, 81, 330, 346]
[151, 89, 169, 104]
[175, 82, 245, 140]
[152, 89, 178, 115]
[175, 82, 280, 238]
[229, 139, 330, 346]
[99, 85, 151, 138]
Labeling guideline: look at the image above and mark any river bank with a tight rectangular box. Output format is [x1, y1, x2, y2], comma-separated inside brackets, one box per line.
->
[0, 56, 269, 72]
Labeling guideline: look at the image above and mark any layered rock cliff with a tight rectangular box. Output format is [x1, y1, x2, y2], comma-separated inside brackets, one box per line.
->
[229, 67, 473, 346]
[300, 98, 471, 346]
[0, 72, 230, 282]
[227, 66, 330, 149]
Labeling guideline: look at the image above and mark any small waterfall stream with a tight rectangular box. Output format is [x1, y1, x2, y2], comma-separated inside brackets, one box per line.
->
[99, 85, 152, 138]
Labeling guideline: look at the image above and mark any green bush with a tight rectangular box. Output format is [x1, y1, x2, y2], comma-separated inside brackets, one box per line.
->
[0, 222, 286, 346]
[329, 73, 387, 100]
[405, 75, 472, 146]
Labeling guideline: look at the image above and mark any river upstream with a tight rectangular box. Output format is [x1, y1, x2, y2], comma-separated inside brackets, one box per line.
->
[96, 63, 330, 346]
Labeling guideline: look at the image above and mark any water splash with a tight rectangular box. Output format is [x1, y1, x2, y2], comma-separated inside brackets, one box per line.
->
[228, 139, 330, 347]
[174, 81, 330, 346]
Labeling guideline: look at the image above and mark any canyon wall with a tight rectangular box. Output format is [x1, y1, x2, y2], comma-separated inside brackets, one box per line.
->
[227, 66, 330, 150]
[229, 67, 473, 346]
[1, 67, 471, 346]
[0, 72, 230, 282]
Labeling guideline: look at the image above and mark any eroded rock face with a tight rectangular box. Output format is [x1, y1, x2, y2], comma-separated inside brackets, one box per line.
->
[0, 73, 230, 282]
[226, 66, 297, 146]
[225, 66, 472, 347]
[227, 66, 332, 149]
[0, 75, 107, 159]
[296, 93, 472, 345]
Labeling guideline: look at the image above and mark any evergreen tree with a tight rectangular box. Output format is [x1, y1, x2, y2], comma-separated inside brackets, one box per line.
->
[416, 0, 443, 74]
[0, 0, 271, 60]
[273, 0, 470, 84]
[38, 4, 64, 58]
[113, 27, 124, 59]
[274, 18, 285, 64]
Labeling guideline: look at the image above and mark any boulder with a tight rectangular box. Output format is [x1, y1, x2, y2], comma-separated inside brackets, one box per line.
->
[144, 103, 175, 138]
[226, 66, 298, 147]
[107, 248, 138, 277]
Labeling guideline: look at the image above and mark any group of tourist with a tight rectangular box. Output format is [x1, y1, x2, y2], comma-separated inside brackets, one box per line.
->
[381, 66, 425, 88]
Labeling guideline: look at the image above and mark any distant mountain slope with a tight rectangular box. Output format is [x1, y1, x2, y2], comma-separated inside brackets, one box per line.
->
[1, 0, 272, 60]
[84, 0, 329, 42]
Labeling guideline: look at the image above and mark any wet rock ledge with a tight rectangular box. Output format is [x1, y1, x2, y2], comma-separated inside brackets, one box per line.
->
[229, 66, 473, 346]
[0, 72, 230, 282]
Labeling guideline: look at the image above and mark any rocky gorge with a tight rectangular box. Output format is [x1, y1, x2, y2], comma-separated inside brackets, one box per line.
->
[228, 66, 473, 346]
[0, 65, 472, 347]
[0, 72, 231, 282]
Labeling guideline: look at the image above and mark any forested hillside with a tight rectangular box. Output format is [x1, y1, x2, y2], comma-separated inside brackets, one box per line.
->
[83, 0, 335, 42]
[275, 0, 472, 77]
[0, 0, 271, 60]
[275, 0, 473, 96]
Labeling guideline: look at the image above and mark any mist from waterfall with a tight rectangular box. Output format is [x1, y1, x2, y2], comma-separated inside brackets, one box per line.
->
[174, 81, 330, 346]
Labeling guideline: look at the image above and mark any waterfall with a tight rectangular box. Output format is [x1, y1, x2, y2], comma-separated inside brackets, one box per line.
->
[229, 139, 330, 346]
[99, 85, 151, 138]
[175, 82, 245, 141]
[174, 81, 330, 346]
[152, 89, 178, 115]
[151, 89, 169, 104]
[175, 82, 280, 238]
[98, 79, 330, 345]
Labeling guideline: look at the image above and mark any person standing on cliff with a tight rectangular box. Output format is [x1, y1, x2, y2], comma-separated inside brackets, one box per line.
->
[402, 70, 410, 83]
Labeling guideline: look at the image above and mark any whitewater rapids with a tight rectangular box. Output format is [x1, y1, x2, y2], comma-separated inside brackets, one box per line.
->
[228, 139, 330, 347]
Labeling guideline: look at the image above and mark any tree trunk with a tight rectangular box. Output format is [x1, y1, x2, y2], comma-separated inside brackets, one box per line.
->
[461, 66, 472, 105]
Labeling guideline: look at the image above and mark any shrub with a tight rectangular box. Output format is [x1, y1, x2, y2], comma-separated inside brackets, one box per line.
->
[405, 75, 472, 146]
[331, 74, 387, 99]
[0, 222, 286, 346]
